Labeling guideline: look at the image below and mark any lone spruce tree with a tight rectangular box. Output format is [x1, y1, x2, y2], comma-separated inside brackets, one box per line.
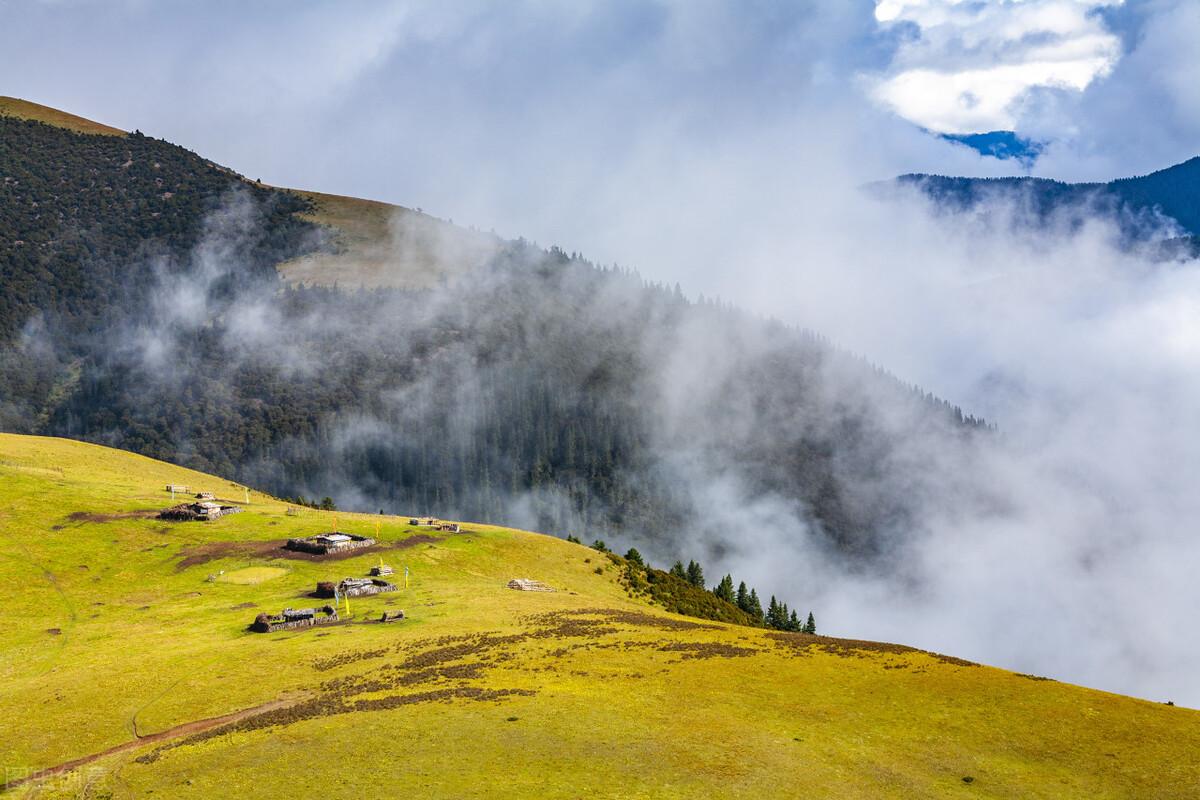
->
[736, 581, 749, 612]
[803, 612, 817, 635]
[686, 560, 705, 588]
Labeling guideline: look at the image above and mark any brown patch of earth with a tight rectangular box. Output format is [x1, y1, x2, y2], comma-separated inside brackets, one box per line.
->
[66, 510, 159, 523]
[176, 534, 443, 570]
[767, 631, 978, 667]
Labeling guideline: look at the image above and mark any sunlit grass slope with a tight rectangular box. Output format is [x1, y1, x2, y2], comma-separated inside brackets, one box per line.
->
[0, 97, 125, 136]
[277, 188, 500, 289]
[0, 433, 1197, 799]
[1, 96, 495, 291]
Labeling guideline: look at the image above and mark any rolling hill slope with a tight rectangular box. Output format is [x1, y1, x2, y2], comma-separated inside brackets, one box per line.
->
[0, 93, 491, 290]
[0, 97, 990, 562]
[0, 433, 1196, 798]
[0, 96, 126, 137]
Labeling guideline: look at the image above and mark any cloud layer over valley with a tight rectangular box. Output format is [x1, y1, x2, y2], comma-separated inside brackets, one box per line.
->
[3, 0, 1200, 707]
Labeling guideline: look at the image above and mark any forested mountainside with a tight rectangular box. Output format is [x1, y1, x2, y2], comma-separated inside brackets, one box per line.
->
[0, 108, 987, 562]
[0, 116, 317, 342]
[898, 156, 1200, 256]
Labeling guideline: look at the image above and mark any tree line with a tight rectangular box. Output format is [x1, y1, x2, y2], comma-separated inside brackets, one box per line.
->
[584, 538, 817, 633]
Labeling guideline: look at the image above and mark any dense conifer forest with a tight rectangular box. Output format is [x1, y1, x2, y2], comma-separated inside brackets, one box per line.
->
[0, 113, 989, 566]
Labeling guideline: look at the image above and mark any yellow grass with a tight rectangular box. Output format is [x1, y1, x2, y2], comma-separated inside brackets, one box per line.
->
[277, 189, 500, 289]
[213, 566, 288, 585]
[0, 432, 1197, 799]
[0, 97, 125, 136]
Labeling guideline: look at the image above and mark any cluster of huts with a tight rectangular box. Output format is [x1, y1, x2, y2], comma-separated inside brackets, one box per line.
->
[186, 502, 470, 634]
[250, 561, 402, 633]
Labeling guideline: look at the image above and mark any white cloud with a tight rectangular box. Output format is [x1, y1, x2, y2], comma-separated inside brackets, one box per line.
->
[872, 0, 1124, 133]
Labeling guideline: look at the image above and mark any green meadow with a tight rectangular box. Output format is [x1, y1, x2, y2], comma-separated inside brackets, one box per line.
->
[1, 432, 1197, 799]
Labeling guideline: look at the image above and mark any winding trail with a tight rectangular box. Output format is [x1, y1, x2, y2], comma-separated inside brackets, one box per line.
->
[2, 698, 296, 791]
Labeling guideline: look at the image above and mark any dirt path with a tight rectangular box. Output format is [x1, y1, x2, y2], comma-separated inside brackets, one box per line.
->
[1, 698, 297, 791]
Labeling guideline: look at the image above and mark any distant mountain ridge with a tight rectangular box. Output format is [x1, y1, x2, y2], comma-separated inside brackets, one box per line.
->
[898, 156, 1200, 256]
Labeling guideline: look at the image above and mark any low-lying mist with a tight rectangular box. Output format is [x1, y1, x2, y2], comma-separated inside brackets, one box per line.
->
[5, 173, 1199, 709]
[725, 179, 1200, 707]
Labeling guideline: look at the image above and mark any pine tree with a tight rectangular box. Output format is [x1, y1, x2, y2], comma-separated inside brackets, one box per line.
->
[736, 581, 749, 611]
[624, 547, 644, 567]
[714, 574, 735, 604]
[669, 561, 686, 580]
[804, 612, 816, 635]
[747, 588, 764, 622]
[686, 560, 705, 588]
[788, 609, 800, 631]
[767, 596, 793, 629]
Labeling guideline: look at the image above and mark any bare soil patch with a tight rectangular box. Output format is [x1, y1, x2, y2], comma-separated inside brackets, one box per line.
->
[657, 641, 759, 660]
[66, 510, 158, 523]
[767, 632, 978, 667]
[177, 534, 442, 571]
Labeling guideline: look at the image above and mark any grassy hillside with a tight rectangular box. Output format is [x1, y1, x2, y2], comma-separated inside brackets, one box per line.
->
[0, 97, 125, 137]
[0, 434, 1196, 798]
[0, 95, 494, 291]
[278, 188, 500, 289]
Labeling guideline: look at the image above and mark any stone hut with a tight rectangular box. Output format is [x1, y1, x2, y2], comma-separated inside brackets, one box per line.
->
[338, 577, 398, 598]
[507, 578, 555, 592]
[285, 532, 375, 555]
[251, 605, 338, 633]
[159, 501, 241, 521]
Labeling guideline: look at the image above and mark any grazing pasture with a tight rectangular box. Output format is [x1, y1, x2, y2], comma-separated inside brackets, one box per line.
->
[0, 433, 1197, 799]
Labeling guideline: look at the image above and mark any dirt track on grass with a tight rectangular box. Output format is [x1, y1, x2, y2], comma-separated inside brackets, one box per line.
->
[0, 698, 298, 791]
